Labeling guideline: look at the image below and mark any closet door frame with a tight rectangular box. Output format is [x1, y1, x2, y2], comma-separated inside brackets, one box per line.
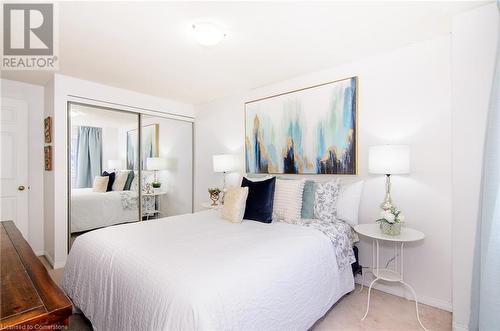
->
[66, 100, 194, 253]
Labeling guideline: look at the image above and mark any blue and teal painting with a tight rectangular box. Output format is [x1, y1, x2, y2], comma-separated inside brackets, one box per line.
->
[245, 77, 357, 175]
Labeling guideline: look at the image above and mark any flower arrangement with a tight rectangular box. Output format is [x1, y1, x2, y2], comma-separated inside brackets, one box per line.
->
[376, 207, 404, 235]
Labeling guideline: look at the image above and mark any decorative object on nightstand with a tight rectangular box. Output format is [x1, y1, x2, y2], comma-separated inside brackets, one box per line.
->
[147, 157, 167, 189]
[369, 145, 410, 210]
[376, 207, 405, 235]
[208, 187, 222, 206]
[213, 154, 237, 203]
[354, 223, 426, 330]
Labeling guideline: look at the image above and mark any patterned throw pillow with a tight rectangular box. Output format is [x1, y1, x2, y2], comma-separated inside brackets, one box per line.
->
[272, 179, 306, 223]
[313, 179, 340, 222]
[221, 187, 249, 223]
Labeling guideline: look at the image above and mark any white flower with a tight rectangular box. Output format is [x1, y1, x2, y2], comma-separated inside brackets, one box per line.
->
[382, 210, 396, 223]
[397, 213, 405, 222]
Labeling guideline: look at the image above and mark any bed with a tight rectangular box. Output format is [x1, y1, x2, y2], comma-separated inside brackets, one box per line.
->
[70, 188, 138, 233]
[62, 210, 356, 330]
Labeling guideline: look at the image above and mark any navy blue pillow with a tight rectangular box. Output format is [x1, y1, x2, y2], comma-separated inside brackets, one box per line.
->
[241, 177, 276, 223]
[102, 171, 115, 192]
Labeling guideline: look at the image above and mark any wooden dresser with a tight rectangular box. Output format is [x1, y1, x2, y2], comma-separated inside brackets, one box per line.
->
[1, 221, 72, 329]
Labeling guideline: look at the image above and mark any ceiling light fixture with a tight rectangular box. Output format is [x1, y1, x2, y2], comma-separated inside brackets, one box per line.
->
[191, 22, 226, 46]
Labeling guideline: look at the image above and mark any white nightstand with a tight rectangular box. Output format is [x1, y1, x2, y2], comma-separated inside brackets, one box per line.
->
[200, 202, 222, 210]
[142, 190, 167, 220]
[354, 223, 426, 330]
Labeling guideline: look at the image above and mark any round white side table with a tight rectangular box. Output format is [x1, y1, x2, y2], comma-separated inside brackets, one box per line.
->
[354, 223, 426, 330]
[200, 202, 222, 210]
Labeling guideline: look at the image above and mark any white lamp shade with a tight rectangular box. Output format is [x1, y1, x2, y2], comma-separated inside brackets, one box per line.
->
[213, 154, 236, 173]
[108, 159, 124, 170]
[369, 145, 410, 175]
[146, 157, 167, 171]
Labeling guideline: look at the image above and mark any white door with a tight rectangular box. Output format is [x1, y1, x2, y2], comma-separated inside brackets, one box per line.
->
[1, 97, 29, 239]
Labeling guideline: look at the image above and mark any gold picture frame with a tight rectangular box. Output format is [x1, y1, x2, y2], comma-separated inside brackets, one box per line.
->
[44, 146, 52, 171]
[44, 116, 52, 143]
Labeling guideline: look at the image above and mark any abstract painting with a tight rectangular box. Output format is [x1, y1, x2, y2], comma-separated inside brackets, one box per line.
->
[127, 124, 159, 170]
[245, 77, 357, 175]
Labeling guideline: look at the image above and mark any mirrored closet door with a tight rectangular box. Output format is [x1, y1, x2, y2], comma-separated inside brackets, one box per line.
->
[68, 103, 140, 246]
[68, 103, 193, 249]
[141, 114, 193, 218]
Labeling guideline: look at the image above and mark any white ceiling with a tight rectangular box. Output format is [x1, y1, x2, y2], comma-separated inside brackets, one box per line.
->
[2, 1, 488, 104]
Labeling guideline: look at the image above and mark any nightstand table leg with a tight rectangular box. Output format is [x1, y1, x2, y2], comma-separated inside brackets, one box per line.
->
[361, 278, 378, 321]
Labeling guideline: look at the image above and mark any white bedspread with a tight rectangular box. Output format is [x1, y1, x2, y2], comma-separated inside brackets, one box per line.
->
[62, 210, 354, 331]
[71, 188, 138, 233]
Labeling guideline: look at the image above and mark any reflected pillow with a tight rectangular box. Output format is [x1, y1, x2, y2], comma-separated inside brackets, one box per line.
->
[221, 187, 249, 223]
[102, 171, 115, 192]
[123, 171, 134, 190]
[241, 177, 276, 223]
[112, 171, 129, 191]
[92, 176, 109, 193]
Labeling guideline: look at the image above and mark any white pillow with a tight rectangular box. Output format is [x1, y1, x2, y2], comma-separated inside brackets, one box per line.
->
[313, 179, 340, 222]
[221, 187, 249, 223]
[92, 176, 109, 193]
[112, 171, 129, 191]
[336, 181, 364, 227]
[273, 179, 305, 223]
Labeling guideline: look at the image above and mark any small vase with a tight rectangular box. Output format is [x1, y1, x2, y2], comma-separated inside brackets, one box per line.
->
[209, 192, 220, 206]
[380, 221, 401, 236]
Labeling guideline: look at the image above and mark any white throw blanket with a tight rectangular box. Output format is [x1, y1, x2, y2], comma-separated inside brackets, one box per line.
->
[62, 211, 354, 331]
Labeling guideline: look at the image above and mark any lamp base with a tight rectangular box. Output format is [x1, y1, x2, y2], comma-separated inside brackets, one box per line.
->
[380, 174, 395, 210]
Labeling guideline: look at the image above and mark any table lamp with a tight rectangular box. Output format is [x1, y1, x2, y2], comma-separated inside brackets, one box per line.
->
[368, 145, 410, 210]
[213, 154, 236, 203]
[146, 157, 167, 188]
[108, 159, 124, 171]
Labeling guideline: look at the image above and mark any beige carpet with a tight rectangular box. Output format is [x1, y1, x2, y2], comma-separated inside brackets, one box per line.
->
[40, 256, 451, 331]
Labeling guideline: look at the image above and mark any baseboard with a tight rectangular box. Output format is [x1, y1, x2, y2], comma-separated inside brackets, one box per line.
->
[452, 321, 469, 331]
[34, 250, 45, 256]
[43, 251, 55, 268]
[355, 275, 453, 312]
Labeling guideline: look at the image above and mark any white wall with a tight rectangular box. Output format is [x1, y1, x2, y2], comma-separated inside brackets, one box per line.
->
[43, 78, 55, 263]
[1, 79, 45, 255]
[44, 74, 194, 268]
[195, 36, 454, 310]
[451, 4, 499, 331]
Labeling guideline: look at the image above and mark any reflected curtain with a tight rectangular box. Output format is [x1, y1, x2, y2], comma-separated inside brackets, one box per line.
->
[75, 126, 102, 188]
[469, 4, 500, 330]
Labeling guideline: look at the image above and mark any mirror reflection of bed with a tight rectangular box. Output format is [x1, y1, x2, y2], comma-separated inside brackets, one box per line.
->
[68, 104, 193, 248]
[69, 105, 140, 246]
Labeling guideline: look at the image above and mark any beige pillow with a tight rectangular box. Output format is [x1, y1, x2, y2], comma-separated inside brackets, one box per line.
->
[112, 171, 129, 191]
[221, 187, 249, 223]
[92, 176, 109, 193]
[273, 178, 305, 223]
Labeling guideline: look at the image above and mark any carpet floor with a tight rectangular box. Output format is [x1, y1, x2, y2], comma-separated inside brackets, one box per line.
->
[41, 256, 451, 331]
